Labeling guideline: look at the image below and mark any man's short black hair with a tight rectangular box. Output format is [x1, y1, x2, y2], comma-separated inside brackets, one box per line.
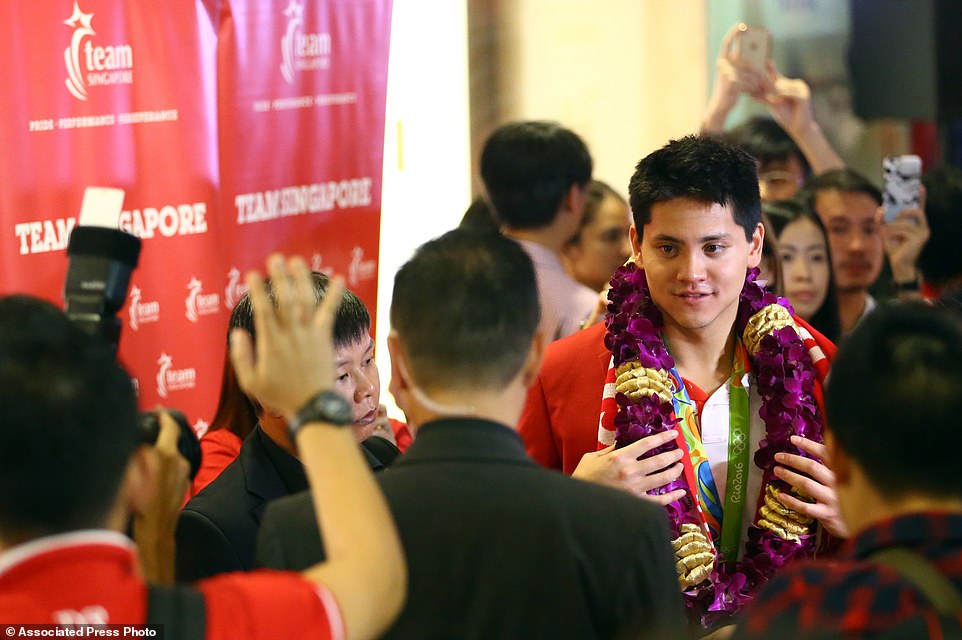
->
[800, 167, 883, 207]
[223, 272, 371, 420]
[479, 120, 592, 230]
[391, 228, 540, 392]
[918, 165, 962, 288]
[0, 296, 138, 539]
[726, 115, 811, 176]
[628, 134, 762, 241]
[230, 271, 370, 348]
[826, 303, 962, 500]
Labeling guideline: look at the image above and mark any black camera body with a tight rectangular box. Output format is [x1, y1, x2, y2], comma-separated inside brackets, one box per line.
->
[64, 219, 202, 480]
[138, 408, 203, 480]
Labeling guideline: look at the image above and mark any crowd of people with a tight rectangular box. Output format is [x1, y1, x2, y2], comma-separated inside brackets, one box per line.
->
[3, 21, 962, 640]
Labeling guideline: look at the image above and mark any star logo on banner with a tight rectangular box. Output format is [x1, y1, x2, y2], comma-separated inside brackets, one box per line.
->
[63, 1, 95, 33]
[283, 0, 303, 22]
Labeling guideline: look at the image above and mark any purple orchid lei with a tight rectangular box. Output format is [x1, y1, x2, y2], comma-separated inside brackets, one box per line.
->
[604, 262, 825, 628]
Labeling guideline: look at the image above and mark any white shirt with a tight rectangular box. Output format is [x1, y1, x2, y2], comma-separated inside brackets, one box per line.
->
[513, 239, 599, 341]
[699, 375, 765, 558]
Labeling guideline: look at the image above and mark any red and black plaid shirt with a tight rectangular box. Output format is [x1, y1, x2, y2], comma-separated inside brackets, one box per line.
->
[733, 512, 962, 639]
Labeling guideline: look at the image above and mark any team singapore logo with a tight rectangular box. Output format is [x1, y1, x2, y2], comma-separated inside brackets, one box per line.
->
[348, 246, 376, 286]
[128, 285, 161, 331]
[156, 353, 196, 399]
[185, 277, 221, 323]
[63, 1, 134, 101]
[280, 0, 331, 83]
[14, 200, 209, 256]
[224, 267, 248, 310]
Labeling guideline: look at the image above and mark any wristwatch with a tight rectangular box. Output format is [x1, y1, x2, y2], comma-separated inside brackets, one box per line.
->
[287, 390, 353, 442]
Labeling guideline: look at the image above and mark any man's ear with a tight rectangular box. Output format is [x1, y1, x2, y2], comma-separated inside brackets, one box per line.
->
[563, 182, 588, 216]
[387, 333, 412, 415]
[747, 222, 765, 269]
[629, 224, 643, 266]
[520, 329, 546, 389]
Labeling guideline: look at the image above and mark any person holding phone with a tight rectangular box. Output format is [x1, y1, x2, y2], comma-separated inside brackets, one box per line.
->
[701, 23, 845, 201]
[801, 168, 930, 335]
[880, 156, 930, 303]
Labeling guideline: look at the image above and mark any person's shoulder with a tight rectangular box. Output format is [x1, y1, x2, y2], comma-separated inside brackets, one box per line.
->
[197, 569, 342, 639]
[543, 321, 606, 363]
[183, 451, 248, 515]
[528, 464, 668, 523]
[200, 429, 243, 455]
[732, 557, 891, 636]
[794, 315, 837, 362]
[264, 489, 313, 521]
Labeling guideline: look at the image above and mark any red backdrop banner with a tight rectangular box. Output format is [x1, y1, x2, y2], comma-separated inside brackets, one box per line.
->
[0, 0, 392, 435]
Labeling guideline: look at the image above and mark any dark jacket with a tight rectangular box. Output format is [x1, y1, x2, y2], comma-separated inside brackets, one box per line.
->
[258, 418, 686, 640]
[176, 426, 398, 582]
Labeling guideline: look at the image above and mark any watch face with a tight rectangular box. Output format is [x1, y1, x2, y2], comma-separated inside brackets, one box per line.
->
[320, 392, 353, 425]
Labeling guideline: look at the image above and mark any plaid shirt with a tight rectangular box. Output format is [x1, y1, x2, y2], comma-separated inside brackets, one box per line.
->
[733, 512, 962, 639]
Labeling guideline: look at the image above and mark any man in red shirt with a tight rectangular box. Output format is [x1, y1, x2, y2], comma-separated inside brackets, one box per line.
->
[0, 256, 405, 640]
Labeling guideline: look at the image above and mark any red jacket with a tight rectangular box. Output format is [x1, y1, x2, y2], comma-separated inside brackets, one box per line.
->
[518, 318, 836, 474]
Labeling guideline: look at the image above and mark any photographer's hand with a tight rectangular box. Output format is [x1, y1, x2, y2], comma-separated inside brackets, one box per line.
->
[133, 409, 191, 585]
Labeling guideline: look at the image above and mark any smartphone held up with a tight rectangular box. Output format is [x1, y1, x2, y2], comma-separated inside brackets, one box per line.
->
[734, 24, 771, 74]
[883, 155, 922, 223]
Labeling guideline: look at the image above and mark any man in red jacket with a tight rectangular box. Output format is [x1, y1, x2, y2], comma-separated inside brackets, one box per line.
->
[519, 134, 842, 628]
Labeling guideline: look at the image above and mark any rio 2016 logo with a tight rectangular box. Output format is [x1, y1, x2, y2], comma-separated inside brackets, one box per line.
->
[63, 1, 134, 100]
[280, 0, 331, 84]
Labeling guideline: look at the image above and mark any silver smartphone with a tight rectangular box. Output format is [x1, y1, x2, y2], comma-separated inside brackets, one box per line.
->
[735, 25, 771, 74]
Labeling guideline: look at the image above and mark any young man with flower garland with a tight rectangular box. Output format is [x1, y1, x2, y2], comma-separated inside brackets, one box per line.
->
[733, 303, 962, 638]
[518, 134, 845, 629]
